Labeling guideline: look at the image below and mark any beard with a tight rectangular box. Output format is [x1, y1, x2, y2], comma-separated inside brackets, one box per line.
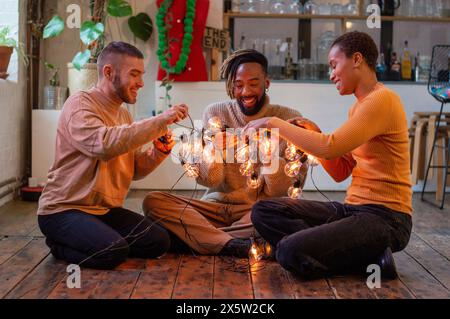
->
[237, 92, 267, 116]
[112, 74, 136, 104]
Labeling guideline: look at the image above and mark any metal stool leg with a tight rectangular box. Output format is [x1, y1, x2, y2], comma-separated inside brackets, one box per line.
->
[442, 132, 450, 209]
[421, 101, 446, 208]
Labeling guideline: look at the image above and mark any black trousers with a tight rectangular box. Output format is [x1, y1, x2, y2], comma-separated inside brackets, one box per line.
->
[38, 207, 171, 269]
[251, 198, 412, 278]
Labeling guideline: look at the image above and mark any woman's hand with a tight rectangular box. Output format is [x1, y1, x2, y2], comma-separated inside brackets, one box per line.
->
[154, 131, 176, 155]
[243, 117, 274, 133]
[288, 117, 322, 133]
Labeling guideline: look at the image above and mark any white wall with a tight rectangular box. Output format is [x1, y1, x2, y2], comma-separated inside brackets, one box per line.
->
[32, 81, 442, 193]
[0, 0, 27, 206]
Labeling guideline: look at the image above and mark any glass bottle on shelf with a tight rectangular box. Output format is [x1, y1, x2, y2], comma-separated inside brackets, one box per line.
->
[232, 0, 241, 13]
[241, 0, 258, 13]
[390, 52, 401, 80]
[269, 0, 287, 14]
[304, 0, 318, 14]
[331, 3, 343, 15]
[401, 40, 412, 80]
[286, 0, 303, 14]
[284, 37, 295, 80]
[376, 52, 387, 80]
[414, 0, 426, 17]
[318, 2, 332, 15]
[256, 0, 270, 14]
[346, 0, 358, 15]
[414, 52, 420, 82]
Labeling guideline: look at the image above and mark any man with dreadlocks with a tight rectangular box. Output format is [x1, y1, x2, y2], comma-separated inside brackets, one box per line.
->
[143, 49, 307, 258]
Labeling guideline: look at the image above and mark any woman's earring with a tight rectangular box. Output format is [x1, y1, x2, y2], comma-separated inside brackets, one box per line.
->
[265, 88, 269, 93]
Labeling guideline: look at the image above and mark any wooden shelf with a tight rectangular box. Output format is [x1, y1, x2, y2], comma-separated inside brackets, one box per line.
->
[224, 12, 362, 19]
[224, 12, 450, 23]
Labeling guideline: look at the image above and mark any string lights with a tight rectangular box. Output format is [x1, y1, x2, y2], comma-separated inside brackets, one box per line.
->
[246, 172, 263, 189]
[175, 116, 320, 199]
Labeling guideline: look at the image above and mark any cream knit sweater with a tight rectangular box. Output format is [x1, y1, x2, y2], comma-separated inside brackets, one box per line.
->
[197, 96, 307, 205]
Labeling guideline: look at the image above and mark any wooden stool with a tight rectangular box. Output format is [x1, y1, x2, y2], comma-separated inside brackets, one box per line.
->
[421, 110, 450, 209]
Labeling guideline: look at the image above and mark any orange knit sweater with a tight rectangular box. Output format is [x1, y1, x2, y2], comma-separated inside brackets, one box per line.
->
[272, 83, 412, 214]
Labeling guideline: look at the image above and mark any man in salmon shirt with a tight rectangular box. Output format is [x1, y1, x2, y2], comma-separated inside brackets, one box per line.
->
[37, 41, 188, 269]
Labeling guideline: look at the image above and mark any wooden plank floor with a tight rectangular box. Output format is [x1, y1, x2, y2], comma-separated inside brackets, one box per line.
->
[0, 191, 449, 299]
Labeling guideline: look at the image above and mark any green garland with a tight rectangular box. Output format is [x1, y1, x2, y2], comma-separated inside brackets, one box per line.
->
[156, 0, 196, 74]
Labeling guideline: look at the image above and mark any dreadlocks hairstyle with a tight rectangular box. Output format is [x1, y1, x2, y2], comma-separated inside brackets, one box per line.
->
[331, 31, 379, 71]
[220, 49, 268, 99]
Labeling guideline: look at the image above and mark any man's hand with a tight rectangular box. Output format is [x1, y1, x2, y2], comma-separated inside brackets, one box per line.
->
[288, 117, 322, 133]
[153, 131, 175, 155]
[160, 104, 189, 125]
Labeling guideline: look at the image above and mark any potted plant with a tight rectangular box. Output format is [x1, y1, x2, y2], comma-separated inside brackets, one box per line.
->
[43, 62, 67, 109]
[43, 0, 153, 94]
[0, 26, 29, 79]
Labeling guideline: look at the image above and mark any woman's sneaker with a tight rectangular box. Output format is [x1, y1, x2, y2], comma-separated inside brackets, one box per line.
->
[377, 247, 398, 279]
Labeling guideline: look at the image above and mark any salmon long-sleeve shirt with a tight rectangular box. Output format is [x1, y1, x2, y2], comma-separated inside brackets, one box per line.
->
[271, 83, 412, 214]
[37, 87, 169, 216]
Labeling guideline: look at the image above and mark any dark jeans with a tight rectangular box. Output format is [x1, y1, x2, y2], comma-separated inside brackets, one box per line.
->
[38, 207, 171, 269]
[251, 198, 412, 279]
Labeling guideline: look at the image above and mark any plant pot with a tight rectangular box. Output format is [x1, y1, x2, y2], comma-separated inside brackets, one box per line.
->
[43, 86, 68, 110]
[67, 62, 98, 96]
[0, 46, 13, 79]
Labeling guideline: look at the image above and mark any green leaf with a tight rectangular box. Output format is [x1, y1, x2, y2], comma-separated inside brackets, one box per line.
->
[2, 38, 16, 47]
[43, 15, 65, 39]
[72, 49, 91, 70]
[44, 62, 55, 69]
[128, 13, 153, 41]
[107, 0, 132, 17]
[0, 26, 10, 39]
[80, 21, 104, 45]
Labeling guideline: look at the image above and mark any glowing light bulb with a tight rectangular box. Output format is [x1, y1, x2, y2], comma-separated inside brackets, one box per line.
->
[264, 242, 272, 256]
[235, 144, 249, 162]
[178, 143, 191, 160]
[207, 116, 222, 133]
[288, 181, 303, 199]
[183, 163, 199, 178]
[259, 137, 272, 163]
[191, 140, 203, 159]
[247, 172, 262, 189]
[285, 142, 300, 161]
[202, 147, 214, 163]
[239, 161, 254, 176]
[203, 129, 214, 144]
[249, 243, 261, 261]
[250, 244, 258, 256]
[308, 154, 320, 167]
[180, 133, 188, 143]
[284, 160, 302, 177]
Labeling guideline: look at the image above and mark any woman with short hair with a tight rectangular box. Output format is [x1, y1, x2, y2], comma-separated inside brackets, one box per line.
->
[245, 31, 412, 279]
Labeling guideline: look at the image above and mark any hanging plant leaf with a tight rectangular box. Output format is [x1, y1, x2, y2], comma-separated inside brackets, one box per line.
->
[72, 49, 91, 70]
[107, 0, 133, 17]
[128, 13, 153, 41]
[43, 15, 65, 39]
[80, 21, 104, 45]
